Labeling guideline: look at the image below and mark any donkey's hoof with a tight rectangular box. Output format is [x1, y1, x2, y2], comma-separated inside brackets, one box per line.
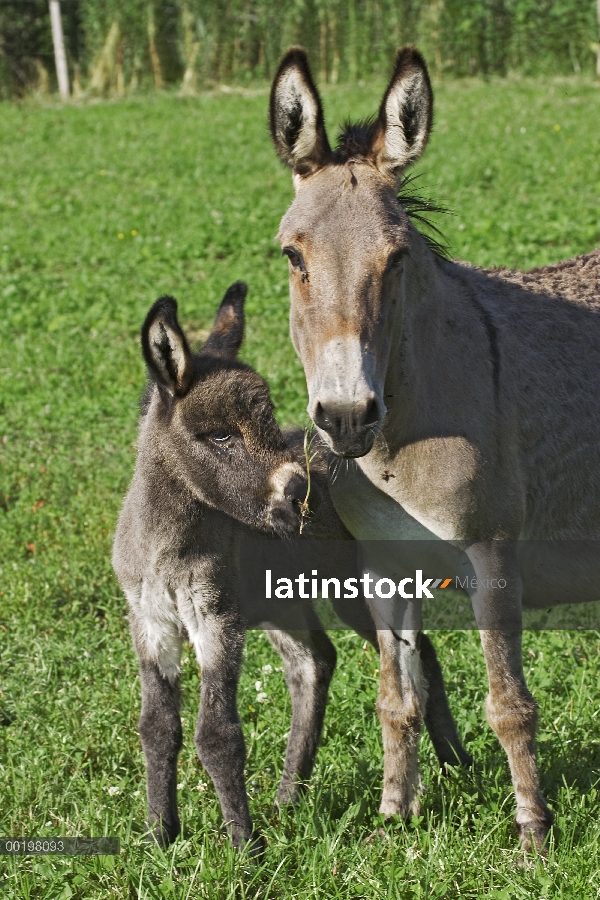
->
[378, 794, 421, 820]
[275, 779, 304, 807]
[517, 820, 553, 855]
[364, 826, 387, 844]
[144, 819, 180, 848]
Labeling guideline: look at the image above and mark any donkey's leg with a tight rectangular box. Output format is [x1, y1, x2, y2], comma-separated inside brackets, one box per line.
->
[356, 555, 425, 819]
[138, 659, 183, 847]
[421, 634, 472, 768]
[266, 627, 337, 805]
[332, 593, 470, 768]
[467, 542, 553, 852]
[374, 626, 425, 819]
[192, 617, 257, 850]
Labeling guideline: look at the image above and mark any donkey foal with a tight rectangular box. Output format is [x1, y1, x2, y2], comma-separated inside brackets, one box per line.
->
[113, 282, 467, 850]
[112, 282, 343, 850]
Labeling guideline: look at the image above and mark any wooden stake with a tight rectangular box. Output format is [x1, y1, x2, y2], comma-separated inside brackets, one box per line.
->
[597, 0, 600, 77]
[49, 0, 69, 99]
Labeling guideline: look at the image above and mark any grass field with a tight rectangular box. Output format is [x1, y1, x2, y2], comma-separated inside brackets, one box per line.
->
[1, 76, 600, 899]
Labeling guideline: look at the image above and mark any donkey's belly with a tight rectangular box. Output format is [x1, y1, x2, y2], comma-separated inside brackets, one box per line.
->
[518, 542, 600, 608]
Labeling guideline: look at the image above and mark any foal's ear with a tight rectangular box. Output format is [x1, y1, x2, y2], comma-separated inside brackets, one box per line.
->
[201, 281, 247, 359]
[270, 47, 331, 177]
[371, 46, 433, 181]
[142, 296, 193, 396]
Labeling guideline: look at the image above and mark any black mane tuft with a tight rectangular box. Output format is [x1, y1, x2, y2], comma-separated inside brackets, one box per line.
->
[397, 173, 451, 259]
[333, 117, 378, 163]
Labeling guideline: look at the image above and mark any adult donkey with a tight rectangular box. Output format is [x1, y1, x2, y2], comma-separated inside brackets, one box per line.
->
[269, 45, 600, 851]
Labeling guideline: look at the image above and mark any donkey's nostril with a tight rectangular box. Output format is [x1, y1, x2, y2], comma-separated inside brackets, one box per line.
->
[364, 397, 380, 427]
[313, 402, 331, 432]
[309, 393, 383, 456]
[284, 473, 308, 505]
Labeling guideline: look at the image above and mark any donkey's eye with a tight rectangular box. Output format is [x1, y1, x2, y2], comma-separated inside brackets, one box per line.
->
[389, 250, 405, 270]
[210, 431, 233, 443]
[282, 247, 303, 269]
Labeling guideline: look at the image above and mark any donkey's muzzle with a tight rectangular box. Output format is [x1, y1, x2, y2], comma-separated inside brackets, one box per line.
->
[267, 467, 310, 536]
[284, 472, 309, 506]
[311, 395, 383, 457]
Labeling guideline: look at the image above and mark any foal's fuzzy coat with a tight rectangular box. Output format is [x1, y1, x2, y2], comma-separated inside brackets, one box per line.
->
[112, 283, 468, 850]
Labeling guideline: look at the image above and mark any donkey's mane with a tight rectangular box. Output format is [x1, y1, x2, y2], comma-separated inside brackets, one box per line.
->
[335, 121, 450, 259]
[333, 117, 379, 163]
[397, 174, 450, 259]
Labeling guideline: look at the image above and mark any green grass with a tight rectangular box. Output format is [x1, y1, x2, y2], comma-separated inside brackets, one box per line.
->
[1, 77, 600, 899]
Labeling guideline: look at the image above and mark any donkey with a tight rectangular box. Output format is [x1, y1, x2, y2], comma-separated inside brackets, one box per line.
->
[112, 281, 468, 851]
[269, 46, 600, 851]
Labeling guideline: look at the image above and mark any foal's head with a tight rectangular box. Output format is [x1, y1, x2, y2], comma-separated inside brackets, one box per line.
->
[141, 282, 308, 536]
[270, 46, 434, 457]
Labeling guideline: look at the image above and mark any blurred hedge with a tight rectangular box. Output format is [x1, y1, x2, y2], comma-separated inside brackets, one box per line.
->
[0, 0, 598, 98]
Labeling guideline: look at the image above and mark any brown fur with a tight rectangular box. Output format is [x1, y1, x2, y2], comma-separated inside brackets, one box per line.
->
[270, 45, 599, 852]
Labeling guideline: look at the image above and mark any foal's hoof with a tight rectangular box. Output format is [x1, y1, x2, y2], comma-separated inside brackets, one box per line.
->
[234, 831, 266, 857]
[144, 819, 180, 848]
[275, 780, 304, 807]
[440, 748, 473, 769]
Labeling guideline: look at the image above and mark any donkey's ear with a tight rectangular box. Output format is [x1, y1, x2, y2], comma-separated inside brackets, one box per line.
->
[371, 46, 433, 181]
[201, 281, 247, 359]
[142, 296, 193, 396]
[270, 47, 331, 177]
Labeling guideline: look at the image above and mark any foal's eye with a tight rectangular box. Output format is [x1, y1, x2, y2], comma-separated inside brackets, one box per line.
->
[210, 431, 232, 444]
[282, 247, 303, 269]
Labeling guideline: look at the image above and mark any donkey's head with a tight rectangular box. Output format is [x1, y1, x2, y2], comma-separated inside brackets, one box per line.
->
[270, 47, 433, 457]
[141, 282, 309, 536]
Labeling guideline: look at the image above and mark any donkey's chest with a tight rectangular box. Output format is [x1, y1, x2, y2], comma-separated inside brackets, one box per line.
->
[328, 460, 439, 541]
[328, 455, 472, 582]
[329, 437, 476, 543]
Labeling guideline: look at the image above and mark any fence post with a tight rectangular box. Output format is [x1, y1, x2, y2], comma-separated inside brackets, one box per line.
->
[49, 0, 70, 99]
[597, 0, 600, 77]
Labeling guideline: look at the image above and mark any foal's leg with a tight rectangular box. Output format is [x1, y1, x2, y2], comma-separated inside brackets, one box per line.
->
[128, 596, 183, 848]
[266, 626, 337, 805]
[138, 659, 183, 846]
[192, 615, 257, 850]
[467, 542, 553, 851]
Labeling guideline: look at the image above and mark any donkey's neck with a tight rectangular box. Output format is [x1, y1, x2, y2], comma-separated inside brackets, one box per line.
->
[135, 440, 205, 531]
[383, 234, 460, 441]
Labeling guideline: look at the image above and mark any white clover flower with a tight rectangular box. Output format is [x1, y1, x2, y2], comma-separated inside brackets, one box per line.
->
[262, 664, 273, 675]
[255, 680, 262, 692]
[107, 786, 120, 796]
[256, 692, 268, 704]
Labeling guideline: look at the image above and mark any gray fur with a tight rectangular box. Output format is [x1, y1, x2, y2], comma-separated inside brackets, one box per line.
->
[270, 46, 600, 851]
[113, 282, 467, 850]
